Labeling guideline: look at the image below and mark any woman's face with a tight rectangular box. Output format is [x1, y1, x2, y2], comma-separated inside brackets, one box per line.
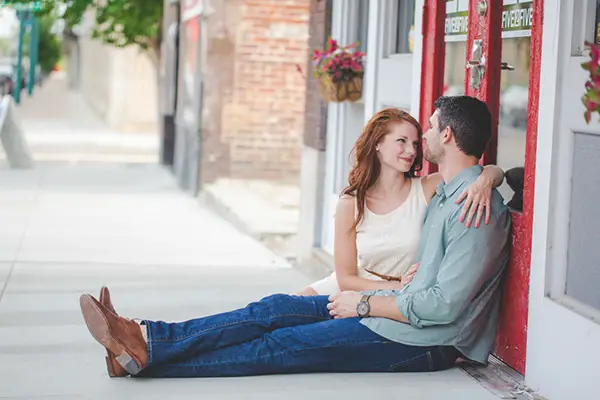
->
[376, 121, 420, 173]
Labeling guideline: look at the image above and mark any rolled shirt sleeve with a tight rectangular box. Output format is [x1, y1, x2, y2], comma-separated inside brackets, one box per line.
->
[396, 210, 509, 328]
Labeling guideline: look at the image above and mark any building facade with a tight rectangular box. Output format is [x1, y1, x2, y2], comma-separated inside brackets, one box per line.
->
[164, 0, 311, 193]
[70, 10, 159, 133]
[297, 1, 600, 399]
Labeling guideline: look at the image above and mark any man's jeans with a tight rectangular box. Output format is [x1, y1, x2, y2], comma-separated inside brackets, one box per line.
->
[137, 294, 458, 378]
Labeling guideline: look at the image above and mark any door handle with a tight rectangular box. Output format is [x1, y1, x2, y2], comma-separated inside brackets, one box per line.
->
[501, 62, 515, 71]
[466, 40, 485, 89]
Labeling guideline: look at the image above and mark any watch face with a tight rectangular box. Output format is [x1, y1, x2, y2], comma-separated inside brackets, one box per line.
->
[357, 301, 369, 317]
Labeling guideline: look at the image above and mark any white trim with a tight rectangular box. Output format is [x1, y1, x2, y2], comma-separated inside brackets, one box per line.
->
[364, 0, 416, 116]
[363, 0, 383, 121]
[410, 0, 424, 120]
[526, 1, 600, 399]
[320, 0, 353, 255]
[181, 0, 204, 22]
[445, 35, 468, 42]
[501, 30, 532, 38]
[445, 31, 532, 42]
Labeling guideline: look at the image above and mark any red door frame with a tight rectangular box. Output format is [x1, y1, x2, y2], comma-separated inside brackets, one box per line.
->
[418, 0, 544, 374]
[494, 0, 543, 375]
[464, 0, 502, 165]
[418, 0, 445, 175]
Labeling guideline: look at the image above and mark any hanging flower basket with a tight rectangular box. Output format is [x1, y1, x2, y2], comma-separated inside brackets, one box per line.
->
[582, 41, 600, 123]
[318, 74, 364, 103]
[310, 38, 365, 103]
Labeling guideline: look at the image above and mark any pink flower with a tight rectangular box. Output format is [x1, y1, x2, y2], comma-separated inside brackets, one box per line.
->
[327, 37, 338, 53]
[584, 108, 592, 123]
[581, 42, 600, 124]
[591, 43, 600, 65]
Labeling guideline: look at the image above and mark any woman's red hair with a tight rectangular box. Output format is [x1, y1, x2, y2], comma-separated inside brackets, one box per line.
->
[342, 108, 423, 231]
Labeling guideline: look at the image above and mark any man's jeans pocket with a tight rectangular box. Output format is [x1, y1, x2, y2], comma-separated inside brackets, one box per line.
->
[389, 346, 458, 372]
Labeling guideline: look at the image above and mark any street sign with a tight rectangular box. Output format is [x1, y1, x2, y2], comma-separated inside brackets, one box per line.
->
[0, 1, 43, 12]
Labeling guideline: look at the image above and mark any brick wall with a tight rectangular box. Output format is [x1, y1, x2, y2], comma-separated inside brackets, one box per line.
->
[302, 0, 331, 151]
[200, 0, 310, 184]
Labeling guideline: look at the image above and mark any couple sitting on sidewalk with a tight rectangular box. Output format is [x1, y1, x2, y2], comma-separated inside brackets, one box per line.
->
[80, 95, 511, 378]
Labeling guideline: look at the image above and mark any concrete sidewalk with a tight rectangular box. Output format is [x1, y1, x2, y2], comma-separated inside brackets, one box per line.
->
[0, 73, 499, 399]
[0, 164, 500, 400]
[1, 72, 159, 166]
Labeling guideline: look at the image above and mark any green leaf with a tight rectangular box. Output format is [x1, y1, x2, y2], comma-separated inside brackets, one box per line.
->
[10, 0, 162, 55]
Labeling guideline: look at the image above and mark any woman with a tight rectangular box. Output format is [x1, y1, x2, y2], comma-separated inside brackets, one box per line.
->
[295, 108, 504, 296]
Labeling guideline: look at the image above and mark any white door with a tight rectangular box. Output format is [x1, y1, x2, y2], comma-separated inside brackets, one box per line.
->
[364, 0, 423, 119]
[526, 1, 600, 399]
[321, 0, 423, 255]
[320, 0, 369, 255]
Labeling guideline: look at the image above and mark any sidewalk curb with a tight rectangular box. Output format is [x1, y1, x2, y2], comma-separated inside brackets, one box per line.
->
[198, 189, 298, 263]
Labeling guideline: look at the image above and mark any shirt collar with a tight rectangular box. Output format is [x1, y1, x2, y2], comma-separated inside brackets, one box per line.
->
[435, 165, 483, 198]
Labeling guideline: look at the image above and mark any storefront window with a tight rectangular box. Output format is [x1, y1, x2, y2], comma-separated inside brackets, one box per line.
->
[442, 0, 534, 207]
[357, 0, 369, 53]
[497, 36, 530, 203]
[392, 0, 415, 54]
[443, 0, 468, 96]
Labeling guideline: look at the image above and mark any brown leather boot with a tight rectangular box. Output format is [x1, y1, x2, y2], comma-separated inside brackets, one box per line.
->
[99, 286, 117, 315]
[98, 287, 126, 377]
[80, 294, 148, 377]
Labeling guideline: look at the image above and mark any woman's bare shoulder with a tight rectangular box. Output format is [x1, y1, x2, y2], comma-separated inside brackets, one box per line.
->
[421, 173, 443, 200]
[336, 194, 355, 215]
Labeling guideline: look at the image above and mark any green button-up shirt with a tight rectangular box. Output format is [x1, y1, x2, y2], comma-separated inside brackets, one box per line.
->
[360, 165, 511, 364]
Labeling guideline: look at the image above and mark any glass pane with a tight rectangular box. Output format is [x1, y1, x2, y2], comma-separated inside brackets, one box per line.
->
[394, 0, 415, 54]
[497, 36, 530, 205]
[565, 132, 600, 312]
[443, 0, 468, 96]
[357, 0, 369, 53]
[443, 41, 467, 96]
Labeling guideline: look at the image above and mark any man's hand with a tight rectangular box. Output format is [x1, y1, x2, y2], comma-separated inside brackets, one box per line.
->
[327, 291, 362, 319]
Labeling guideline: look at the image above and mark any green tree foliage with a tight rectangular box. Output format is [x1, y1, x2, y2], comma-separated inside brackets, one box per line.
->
[12, 0, 163, 62]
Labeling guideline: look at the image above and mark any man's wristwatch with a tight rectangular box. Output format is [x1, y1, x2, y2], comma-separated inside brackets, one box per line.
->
[356, 295, 372, 318]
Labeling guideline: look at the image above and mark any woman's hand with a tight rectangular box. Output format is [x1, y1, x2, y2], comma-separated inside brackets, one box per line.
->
[327, 291, 362, 319]
[455, 175, 494, 228]
[400, 262, 420, 288]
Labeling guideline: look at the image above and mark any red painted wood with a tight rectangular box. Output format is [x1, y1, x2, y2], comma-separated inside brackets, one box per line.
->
[494, 0, 544, 375]
[495, 212, 530, 374]
[418, 0, 542, 374]
[418, 0, 445, 175]
[465, 0, 502, 165]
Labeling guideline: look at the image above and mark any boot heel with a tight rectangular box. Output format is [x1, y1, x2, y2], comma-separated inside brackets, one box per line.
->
[105, 355, 118, 377]
[105, 352, 128, 377]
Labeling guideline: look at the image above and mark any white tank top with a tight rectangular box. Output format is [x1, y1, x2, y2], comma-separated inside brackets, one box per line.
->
[355, 177, 428, 280]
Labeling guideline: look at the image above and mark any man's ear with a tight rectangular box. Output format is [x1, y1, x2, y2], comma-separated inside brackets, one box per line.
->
[441, 126, 453, 144]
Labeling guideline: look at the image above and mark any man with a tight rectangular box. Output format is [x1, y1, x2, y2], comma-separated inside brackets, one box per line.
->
[80, 96, 511, 378]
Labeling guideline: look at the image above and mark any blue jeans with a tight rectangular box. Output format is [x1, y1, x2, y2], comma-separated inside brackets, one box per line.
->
[137, 294, 458, 378]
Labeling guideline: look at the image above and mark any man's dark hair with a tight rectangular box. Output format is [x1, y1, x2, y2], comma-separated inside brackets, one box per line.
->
[434, 96, 492, 158]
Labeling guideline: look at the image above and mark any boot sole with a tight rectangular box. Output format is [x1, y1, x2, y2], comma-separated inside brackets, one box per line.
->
[80, 294, 142, 375]
[99, 289, 126, 378]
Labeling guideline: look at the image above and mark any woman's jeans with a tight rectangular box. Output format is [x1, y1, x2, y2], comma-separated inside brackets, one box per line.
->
[137, 294, 458, 378]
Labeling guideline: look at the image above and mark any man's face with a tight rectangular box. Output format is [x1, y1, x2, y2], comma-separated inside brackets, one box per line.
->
[423, 111, 445, 163]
